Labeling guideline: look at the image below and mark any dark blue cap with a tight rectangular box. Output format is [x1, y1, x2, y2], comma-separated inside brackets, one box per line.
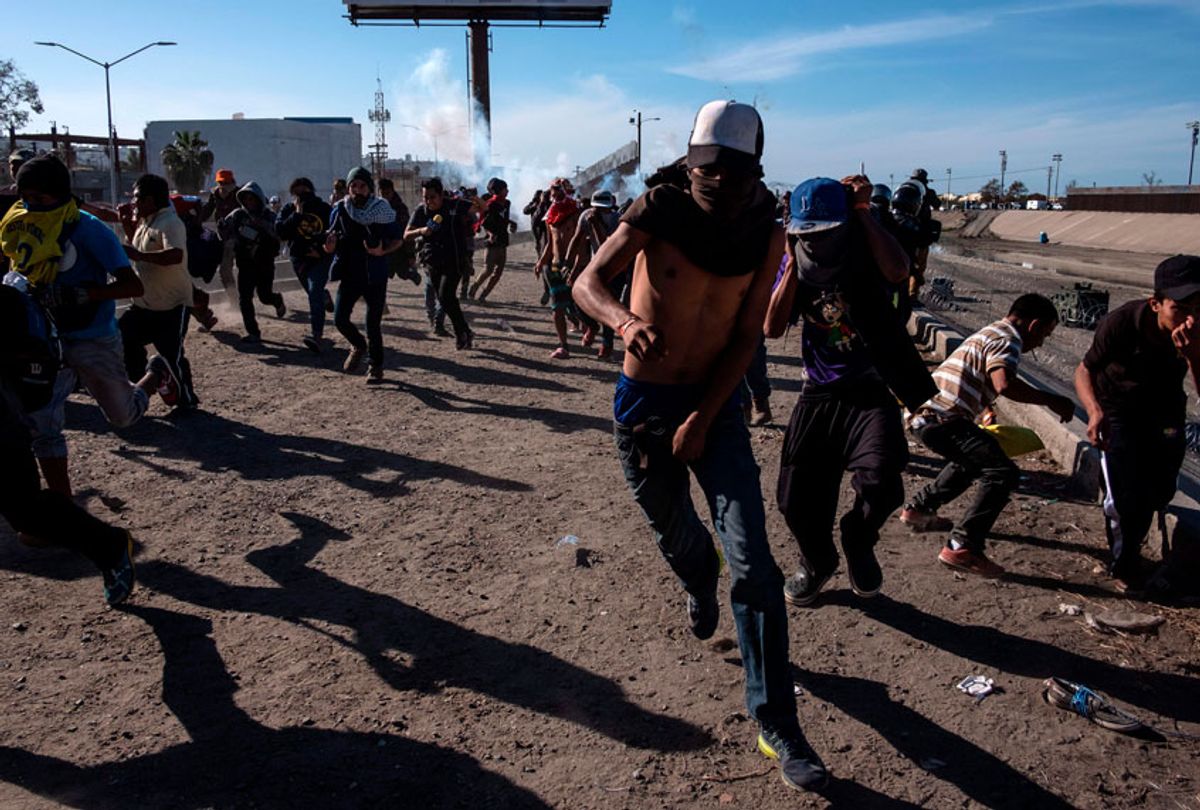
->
[788, 177, 848, 235]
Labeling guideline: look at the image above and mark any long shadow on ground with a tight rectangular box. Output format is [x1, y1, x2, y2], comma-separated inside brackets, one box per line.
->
[383, 380, 611, 435]
[795, 665, 1074, 809]
[0, 603, 553, 809]
[826, 592, 1200, 724]
[81, 407, 532, 497]
[137, 512, 711, 754]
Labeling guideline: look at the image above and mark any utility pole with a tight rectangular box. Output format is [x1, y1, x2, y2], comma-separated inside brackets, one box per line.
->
[368, 76, 391, 180]
[1052, 153, 1063, 199]
[36, 40, 175, 203]
[629, 110, 661, 176]
[1188, 122, 1200, 186]
[1047, 165, 1053, 200]
[999, 150, 1007, 205]
[945, 168, 951, 198]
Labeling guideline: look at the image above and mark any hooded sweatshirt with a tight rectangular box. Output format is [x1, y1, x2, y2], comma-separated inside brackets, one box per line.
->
[218, 182, 279, 265]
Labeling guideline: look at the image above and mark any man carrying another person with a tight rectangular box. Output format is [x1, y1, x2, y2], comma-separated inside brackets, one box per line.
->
[900, 294, 1074, 578]
[574, 100, 828, 793]
[1075, 255, 1200, 594]
[117, 173, 199, 410]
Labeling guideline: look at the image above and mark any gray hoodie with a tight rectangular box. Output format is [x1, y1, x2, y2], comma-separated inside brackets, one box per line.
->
[218, 182, 278, 257]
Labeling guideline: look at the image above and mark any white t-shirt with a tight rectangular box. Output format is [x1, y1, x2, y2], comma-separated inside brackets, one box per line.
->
[132, 207, 193, 311]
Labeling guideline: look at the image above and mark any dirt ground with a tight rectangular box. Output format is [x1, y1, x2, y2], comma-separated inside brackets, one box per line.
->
[1, 241, 1198, 809]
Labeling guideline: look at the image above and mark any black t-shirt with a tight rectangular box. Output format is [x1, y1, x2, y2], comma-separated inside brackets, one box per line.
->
[481, 198, 512, 248]
[1083, 299, 1188, 421]
[409, 199, 471, 271]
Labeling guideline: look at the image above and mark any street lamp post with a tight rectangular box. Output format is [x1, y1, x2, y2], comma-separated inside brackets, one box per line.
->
[629, 110, 661, 176]
[1187, 122, 1200, 186]
[403, 123, 468, 177]
[999, 150, 1007, 206]
[945, 168, 952, 198]
[35, 40, 176, 204]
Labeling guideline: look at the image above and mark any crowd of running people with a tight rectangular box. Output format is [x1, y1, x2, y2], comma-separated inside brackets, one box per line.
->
[1, 98, 1197, 793]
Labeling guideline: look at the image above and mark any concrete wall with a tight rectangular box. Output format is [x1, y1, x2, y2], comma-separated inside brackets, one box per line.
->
[967, 210, 1200, 255]
[1067, 185, 1200, 214]
[145, 119, 362, 202]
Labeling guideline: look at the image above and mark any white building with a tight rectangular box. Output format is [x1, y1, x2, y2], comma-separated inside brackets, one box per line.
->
[144, 117, 362, 201]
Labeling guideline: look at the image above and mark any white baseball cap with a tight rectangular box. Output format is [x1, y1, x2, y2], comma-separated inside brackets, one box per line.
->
[687, 100, 764, 168]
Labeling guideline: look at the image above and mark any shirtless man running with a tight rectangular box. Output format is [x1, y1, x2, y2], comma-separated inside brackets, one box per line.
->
[533, 180, 582, 359]
[574, 100, 828, 793]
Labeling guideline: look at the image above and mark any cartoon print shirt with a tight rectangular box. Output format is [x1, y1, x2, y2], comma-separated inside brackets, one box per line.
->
[796, 281, 876, 386]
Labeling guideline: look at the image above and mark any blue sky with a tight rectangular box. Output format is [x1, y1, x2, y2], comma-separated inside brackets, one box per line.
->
[8, 0, 1199, 192]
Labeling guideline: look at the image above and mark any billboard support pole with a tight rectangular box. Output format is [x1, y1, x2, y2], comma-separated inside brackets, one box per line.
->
[468, 19, 491, 169]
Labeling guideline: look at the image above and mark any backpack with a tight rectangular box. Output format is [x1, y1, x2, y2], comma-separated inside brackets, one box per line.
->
[188, 226, 224, 283]
[0, 277, 62, 412]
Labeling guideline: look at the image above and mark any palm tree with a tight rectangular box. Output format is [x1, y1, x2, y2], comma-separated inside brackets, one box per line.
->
[121, 147, 142, 175]
[160, 131, 214, 194]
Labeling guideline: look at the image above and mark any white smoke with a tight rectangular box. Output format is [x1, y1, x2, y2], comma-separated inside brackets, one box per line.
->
[389, 49, 576, 228]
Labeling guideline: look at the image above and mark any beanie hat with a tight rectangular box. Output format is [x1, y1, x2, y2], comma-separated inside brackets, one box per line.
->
[346, 166, 374, 193]
[16, 154, 72, 200]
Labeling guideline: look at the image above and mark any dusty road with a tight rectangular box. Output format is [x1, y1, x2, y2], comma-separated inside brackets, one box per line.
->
[1, 241, 1197, 808]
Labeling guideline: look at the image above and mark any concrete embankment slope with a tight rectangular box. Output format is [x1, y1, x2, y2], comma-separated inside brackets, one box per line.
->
[954, 210, 1200, 254]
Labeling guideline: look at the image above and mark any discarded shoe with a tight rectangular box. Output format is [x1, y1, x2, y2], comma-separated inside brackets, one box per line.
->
[1041, 677, 1143, 734]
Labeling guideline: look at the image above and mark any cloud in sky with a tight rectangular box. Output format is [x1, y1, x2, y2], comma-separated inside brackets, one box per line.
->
[667, 0, 1195, 84]
[668, 13, 994, 82]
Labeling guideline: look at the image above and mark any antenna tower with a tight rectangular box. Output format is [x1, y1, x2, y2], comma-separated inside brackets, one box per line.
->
[368, 76, 391, 178]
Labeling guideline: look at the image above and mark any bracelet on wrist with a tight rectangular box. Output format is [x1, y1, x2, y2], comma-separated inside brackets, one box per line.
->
[617, 315, 640, 338]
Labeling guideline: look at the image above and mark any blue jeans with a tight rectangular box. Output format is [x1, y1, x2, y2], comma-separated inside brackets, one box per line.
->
[614, 403, 797, 732]
[29, 333, 150, 458]
[293, 256, 331, 340]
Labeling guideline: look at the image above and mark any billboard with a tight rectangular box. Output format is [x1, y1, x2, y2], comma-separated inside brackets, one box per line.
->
[345, 0, 611, 22]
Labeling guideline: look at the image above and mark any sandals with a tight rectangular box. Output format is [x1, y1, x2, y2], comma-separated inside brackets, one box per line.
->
[1041, 677, 1143, 734]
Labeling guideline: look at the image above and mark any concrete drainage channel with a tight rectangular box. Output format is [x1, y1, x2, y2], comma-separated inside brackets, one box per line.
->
[907, 308, 1200, 568]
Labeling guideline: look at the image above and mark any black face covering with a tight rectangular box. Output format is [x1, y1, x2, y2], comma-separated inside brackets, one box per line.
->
[795, 224, 850, 287]
[689, 170, 758, 222]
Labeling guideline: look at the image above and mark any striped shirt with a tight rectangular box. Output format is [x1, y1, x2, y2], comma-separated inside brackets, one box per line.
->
[923, 319, 1022, 420]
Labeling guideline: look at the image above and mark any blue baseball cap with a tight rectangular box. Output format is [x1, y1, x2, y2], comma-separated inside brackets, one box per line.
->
[788, 177, 848, 235]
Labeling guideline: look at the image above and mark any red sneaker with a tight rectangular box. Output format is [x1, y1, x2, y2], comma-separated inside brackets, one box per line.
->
[937, 546, 1005, 578]
[147, 356, 179, 407]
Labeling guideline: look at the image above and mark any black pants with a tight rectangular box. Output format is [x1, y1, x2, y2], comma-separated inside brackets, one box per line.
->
[426, 264, 470, 338]
[236, 255, 282, 337]
[0, 406, 125, 570]
[777, 380, 909, 577]
[119, 305, 198, 407]
[908, 416, 1019, 552]
[334, 276, 388, 367]
[1102, 413, 1185, 578]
